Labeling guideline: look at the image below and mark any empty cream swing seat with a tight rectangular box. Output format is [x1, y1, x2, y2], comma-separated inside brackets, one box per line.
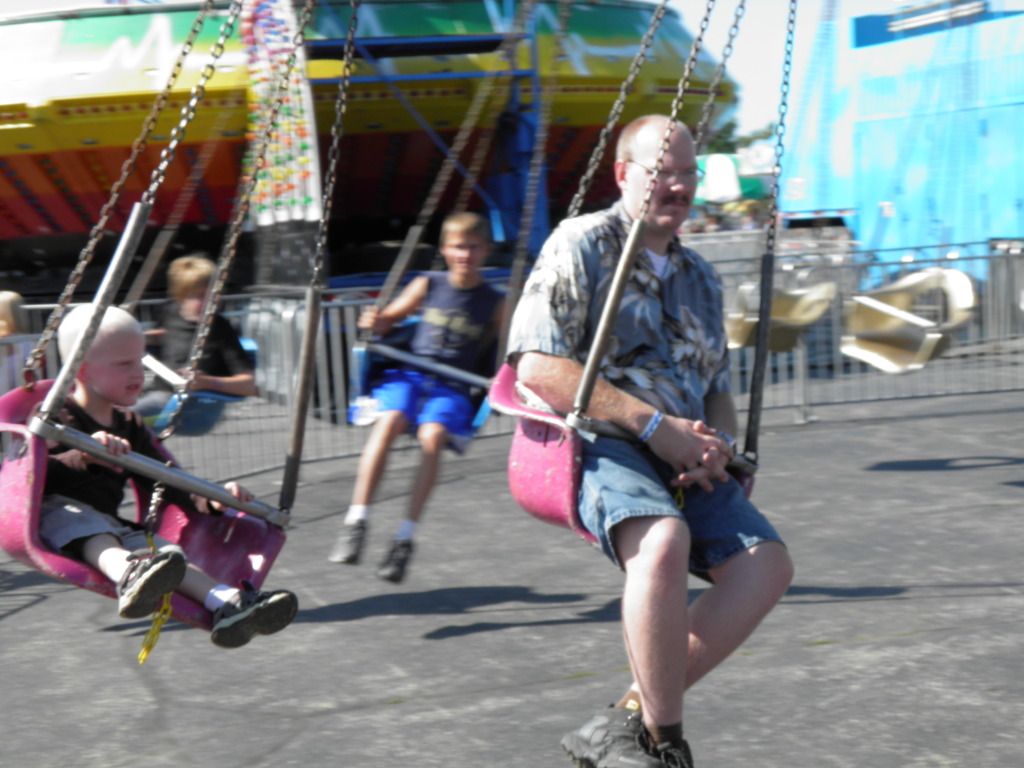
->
[725, 281, 837, 352]
[840, 267, 975, 374]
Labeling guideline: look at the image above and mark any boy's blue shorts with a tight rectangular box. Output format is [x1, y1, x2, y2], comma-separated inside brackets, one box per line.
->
[578, 433, 784, 580]
[372, 368, 475, 438]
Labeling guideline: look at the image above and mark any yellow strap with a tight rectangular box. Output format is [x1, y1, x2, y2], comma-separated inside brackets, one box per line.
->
[137, 593, 173, 665]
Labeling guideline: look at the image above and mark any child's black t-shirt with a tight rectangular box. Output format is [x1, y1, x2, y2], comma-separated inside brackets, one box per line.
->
[44, 399, 191, 519]
[152, 306, 252, 392]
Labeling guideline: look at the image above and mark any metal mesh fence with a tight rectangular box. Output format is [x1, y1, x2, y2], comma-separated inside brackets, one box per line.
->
[4, 236, 1022, 481]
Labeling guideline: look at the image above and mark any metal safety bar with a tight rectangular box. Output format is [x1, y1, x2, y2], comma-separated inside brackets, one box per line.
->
[363, 342, 492, 391]
[28, 418, 288, 527]
[37, 202, 152, 422]
[27, 200, 289, 527]
[565, 218, 647, 436]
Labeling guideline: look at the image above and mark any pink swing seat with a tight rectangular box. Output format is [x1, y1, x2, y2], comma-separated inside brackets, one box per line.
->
[489, 364, 756, 546]
[0, 381, 286, 630]
[488, 363, 596, 544]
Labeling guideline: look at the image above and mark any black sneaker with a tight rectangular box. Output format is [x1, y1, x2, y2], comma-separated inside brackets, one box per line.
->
[376, 539, 414, 583]
[327, 520, 367, 564]
[117, 547, 187, 619]
[211, 581, 298, 649]
[655, 739, 694, 768]
[561, 706, 662, 768]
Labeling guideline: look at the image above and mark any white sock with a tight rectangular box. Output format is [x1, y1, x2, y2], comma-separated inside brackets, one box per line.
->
[97, 549, 132, 583]
[344, 504, 370, 525]
[97, 545, 183, 583]
[203, 585, 240, 612]
[395, 519, 417, 542]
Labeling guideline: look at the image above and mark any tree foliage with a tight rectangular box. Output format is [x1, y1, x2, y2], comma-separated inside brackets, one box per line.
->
[702, 120, 776, 153]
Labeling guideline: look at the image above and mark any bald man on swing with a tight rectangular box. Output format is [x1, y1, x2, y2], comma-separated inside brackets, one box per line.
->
[505, 115, 794, 767]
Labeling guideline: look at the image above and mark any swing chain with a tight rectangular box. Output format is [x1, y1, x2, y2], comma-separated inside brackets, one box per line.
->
[414, 24, 511, 232]
[313, 0, 362, 288]
[762, 0, 796, 267]
[136, 470, 171, 665]
[452, 0, 542, 211]
[567, 2, 716, 419]
[21, 0, 219, 385]
[693, 0, 747, 153]
[142, 0, 246, 206]
[513, 0, 572, 269]
[497, 0, 573, 359]
[123, 103, 238, 311]
[143, 470, 169, 545]
[449, 0, 540, 210]
[744, 0, 797, 462]
[159, 0, 317, 440]
[374, 0, 538, 309]
[453, 93, 502, 211]
[566, 0, 669, 218]
[638, 0, 716, 220]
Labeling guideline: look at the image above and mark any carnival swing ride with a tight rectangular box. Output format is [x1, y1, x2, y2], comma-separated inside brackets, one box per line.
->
[0, 0, 361, 661]
[0, 0, 787, 656]
[488, 0, 798, 539]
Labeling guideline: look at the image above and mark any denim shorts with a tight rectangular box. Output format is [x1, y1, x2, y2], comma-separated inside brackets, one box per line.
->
[372, 368, 475, 438]
[578, 435, 784, 580]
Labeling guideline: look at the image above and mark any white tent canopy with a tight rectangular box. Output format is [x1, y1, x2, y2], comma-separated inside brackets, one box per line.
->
[696, 143, 774, 204]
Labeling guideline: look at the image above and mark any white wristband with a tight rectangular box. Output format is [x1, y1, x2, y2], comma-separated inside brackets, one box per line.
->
[638, 410, 663, 443]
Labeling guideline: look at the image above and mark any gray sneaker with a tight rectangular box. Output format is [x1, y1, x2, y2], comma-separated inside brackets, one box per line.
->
[655, 740, 694, 768]
[327, 520, 367, 564]
[211, 581, 298, 649]
[561, 706, 662, 768]
[377, 539, 414, 583]
[117, 547, 187, 619]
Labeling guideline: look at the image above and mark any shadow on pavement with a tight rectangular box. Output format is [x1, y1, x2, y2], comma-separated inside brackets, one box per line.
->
[296, 584, 589, 625]
[867, 455, 1024, 472]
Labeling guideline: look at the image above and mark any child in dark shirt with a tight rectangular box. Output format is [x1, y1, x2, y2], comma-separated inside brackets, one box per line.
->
[41, 303, 296, 648]
[1, 290, 31, 392]
[135, 254, 257, 417]
[327, 212, 504, 582]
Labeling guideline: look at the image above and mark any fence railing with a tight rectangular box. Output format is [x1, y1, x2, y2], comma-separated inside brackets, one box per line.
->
[3, 238, 1022, 481]
[712, 236, 1024, 421]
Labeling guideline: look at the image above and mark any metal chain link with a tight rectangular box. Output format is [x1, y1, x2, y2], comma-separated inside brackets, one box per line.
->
[374, 0, 539, 309]
[410, 13, 522, 235]
[693, 0, 746, 152]
[312, 0, 361, 288]
[454, 0, 543, 211]
[498, 0, 573, 357]
[453, 84, 505, 211]
[22, 0, 218, 384]
[566, 0, 669, 218]
[159, 0, 317, 439]
[434, 0, 539, 217]
[744, 0, 798, 460]
[124, 102, 237, 310]
[638, 0, 716, 220]
[512, 0, 573, 271]
[141, 0, 245, 206]
[142, 477, 169, 545]
[762, 0, 796, 272]
[456, 0, 546, 207]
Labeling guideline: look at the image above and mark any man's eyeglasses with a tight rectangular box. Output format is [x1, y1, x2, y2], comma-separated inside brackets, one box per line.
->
[628, 160, 704, 185]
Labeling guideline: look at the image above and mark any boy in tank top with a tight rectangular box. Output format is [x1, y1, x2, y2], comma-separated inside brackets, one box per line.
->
[328, 213, 504, 583]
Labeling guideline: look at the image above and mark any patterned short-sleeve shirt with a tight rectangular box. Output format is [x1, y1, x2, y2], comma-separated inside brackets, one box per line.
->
[507, 202, 730, 421]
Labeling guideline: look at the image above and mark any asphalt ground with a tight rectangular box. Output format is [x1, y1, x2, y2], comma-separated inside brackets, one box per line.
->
[1, 390, 1021, 768]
